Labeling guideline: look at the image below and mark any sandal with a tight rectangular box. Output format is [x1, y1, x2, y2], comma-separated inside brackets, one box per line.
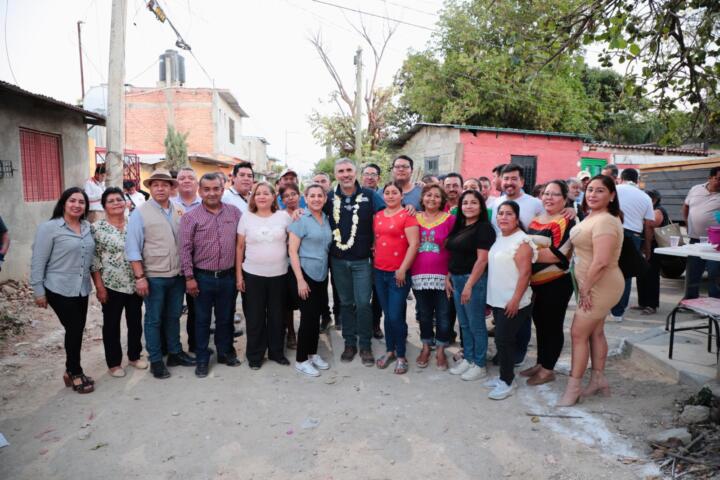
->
[63, 372, 95, 387]
[69, 374, 94, 394]
[376, 352, 396, 369]
[436, 348, 448, 371]
[641, 307, 657, 315]
[416, 346, 431, 368]
[394, 358, 409, 375]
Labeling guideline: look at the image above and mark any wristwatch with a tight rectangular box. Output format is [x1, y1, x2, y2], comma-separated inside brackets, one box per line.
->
[185, 275, 195, 281]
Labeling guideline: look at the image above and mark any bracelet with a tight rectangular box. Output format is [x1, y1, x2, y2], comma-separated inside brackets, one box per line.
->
[135, 276, 146, 281]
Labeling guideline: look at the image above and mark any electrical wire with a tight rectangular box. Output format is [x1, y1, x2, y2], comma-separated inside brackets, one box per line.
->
[127, 58, 159, 83]
[4, 0, 18, 84]
[311, 0, 436, 31]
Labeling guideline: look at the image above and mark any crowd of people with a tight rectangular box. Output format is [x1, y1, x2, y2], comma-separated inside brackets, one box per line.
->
[26, 156, 720, 404]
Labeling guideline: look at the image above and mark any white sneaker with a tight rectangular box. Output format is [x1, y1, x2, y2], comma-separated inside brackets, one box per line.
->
[310, 354, 329, 370]
[488, 379, 516, 400]
[295, 360, 320, 377]
[483, 376, 501, 389]
[449, 359, 471, 375]
[610, 314, 624, 322]
[461, 364, 488, 381]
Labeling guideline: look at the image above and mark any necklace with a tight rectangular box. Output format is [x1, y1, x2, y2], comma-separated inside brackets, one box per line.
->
[332, 193, 364, 251]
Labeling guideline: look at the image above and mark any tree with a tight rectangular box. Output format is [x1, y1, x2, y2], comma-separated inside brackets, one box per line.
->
[309, 21, 398, 156]
[542, 0, 720, 139]
[397, 0, 600, 134]
[164, 126, 189, 171]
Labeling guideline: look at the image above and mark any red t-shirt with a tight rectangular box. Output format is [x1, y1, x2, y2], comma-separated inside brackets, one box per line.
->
[373, 209, 419, 272]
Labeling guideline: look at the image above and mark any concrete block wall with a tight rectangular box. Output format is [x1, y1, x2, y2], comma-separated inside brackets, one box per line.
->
[0, 96, 89, 281]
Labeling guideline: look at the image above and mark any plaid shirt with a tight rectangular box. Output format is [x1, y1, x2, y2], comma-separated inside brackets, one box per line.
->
[180, 203, 241, 277]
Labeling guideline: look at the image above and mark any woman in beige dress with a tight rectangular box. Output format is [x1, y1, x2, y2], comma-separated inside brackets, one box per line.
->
[557, 175, 624, 407]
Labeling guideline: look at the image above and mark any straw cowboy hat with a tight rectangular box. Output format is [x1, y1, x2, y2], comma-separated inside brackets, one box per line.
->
[143, 168, 178, 188]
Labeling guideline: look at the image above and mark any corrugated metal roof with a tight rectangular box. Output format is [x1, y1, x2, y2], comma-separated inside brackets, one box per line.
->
[585, 143, 708, 156]
[392, 122, 592, 147]
[0, 80, 106, 125]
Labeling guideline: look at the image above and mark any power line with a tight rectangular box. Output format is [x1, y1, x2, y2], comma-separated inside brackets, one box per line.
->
[4, 0, 18, 84]
[311, 0, 436, 31]
[374, 0, 438, 18]
[127, 58, 159, 83]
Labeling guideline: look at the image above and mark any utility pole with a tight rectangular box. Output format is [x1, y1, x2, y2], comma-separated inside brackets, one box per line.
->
[105, 0, 127, 188]
[77, 21, 85, 101]
[353, 47, 363, 163]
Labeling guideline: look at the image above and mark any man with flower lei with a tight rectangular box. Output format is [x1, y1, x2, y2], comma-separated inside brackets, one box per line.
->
[323, 158, 386, 366]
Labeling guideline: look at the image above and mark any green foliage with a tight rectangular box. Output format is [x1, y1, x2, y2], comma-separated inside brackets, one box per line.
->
[397, 0, 600, 134]
[544, 0, 720, 140]
[163, 126, 189, 171]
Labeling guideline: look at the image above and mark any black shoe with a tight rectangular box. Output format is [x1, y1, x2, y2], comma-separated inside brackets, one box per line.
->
[218, 355, 241, 367]
[151, 361, 171, 379]
[195, 363, 209, 378]
[188, 347, 214, 356]
[167, 351, 197, 367]
[271, 356, 290, 366]
[359, 349, 375, 367]
[248, 360, 262, 370]
[340, 346, 357, 362]
[373, 327, 384, 339]
[233, 329, 244, 337]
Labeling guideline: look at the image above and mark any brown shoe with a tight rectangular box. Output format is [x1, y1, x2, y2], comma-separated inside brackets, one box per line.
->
[359, 349, 375, 367]
[436, 347, 448, 371]
[519, 364, 541, 377]
[416, 345, 431, 368]
[526, 371, 556, 386]
[340, 346, 357, 362]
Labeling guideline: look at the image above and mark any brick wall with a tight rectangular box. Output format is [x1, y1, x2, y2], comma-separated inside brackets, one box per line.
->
[125, 88, 214, 154]
[460, 131, 585, 184]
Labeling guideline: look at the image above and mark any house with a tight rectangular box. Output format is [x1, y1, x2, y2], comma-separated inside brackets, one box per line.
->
[394, 123, 596, 192]
[0, 81, 105, 281]
[84, 50, 271, 183]
[393, 123, 711, 191]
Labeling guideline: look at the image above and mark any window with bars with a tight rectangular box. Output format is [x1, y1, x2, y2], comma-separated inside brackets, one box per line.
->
[19, 128, 63, 202]
[424, 155, 439, 175]
[229, 118, 235, 144]
[510, 155, 537, 194]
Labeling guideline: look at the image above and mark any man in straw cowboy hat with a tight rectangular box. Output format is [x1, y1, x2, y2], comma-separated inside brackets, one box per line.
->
[126, 169, 197, 379]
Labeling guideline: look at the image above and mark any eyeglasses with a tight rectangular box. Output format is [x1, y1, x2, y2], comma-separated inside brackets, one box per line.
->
[393, 165, 411, 170]
[363, 172, 379, 177]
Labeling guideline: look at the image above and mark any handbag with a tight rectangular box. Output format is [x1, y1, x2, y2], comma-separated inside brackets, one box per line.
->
[654, 219, 684, 248]
[619, 234, 649, 278]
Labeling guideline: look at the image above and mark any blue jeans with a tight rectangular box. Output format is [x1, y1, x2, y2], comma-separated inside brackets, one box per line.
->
[331, 257, 373, 349]
[685, 239, 720, 299]
[193, 271, 237, 364]
[144, 276, 185, 363]
[611, 231, 642, 317]
[451, 273, 488, 367]
[414, 289, 450, 346]
[374, 269, 411, 357]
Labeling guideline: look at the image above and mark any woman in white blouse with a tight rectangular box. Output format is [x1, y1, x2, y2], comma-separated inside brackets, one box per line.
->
[236, 182, 292, 370]
[484, 200, 535, 401]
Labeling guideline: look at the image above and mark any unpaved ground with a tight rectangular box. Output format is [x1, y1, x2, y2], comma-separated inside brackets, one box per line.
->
[0, 292, 699, 480]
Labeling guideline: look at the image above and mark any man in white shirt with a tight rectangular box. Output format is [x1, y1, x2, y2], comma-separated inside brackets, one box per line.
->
[610, 168, 655, 321]
[222, 161, 254, 214]
[491, 164, 544, 229]
[84, 164, 107, 223]
[682, 166, 720, 299]
[124, 180, 146, 212]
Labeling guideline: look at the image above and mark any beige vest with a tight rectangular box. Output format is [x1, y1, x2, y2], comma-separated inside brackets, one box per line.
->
[139, 201, 182, 278]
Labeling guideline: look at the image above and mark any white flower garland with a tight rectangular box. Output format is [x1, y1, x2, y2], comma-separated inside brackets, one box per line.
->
[332, 193, 364, 251]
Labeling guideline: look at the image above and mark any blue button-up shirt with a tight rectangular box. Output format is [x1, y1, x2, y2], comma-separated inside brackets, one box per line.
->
[125, 199, 176, 262]
[288, 211, 332, 282]
[30, 218, 95, 298]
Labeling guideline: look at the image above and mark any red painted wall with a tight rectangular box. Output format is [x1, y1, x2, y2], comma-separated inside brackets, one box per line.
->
[460, 130, 591, 184]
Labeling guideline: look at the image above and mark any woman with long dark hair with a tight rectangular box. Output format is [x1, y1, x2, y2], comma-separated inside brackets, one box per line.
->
[557, 175, 624, 406]
[521, 180, 576, 386]
[31, 187, 96, 393]
[91, 187, 147, 378]
[446, 190, 495, 381]
[411, 184, 456, 370]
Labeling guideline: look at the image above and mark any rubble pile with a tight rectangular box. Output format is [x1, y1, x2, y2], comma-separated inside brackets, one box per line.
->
[0, 280, 34, 340]
[648, 386, 720, 478]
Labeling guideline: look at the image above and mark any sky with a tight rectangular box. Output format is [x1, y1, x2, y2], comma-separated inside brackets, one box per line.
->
[1, 0, 445, 174]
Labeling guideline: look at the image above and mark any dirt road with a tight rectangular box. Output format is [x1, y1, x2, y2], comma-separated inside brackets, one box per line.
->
[0, 295, 694, 479]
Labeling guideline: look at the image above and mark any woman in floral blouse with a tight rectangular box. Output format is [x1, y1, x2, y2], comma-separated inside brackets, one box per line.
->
[91, 187, 148, 377]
